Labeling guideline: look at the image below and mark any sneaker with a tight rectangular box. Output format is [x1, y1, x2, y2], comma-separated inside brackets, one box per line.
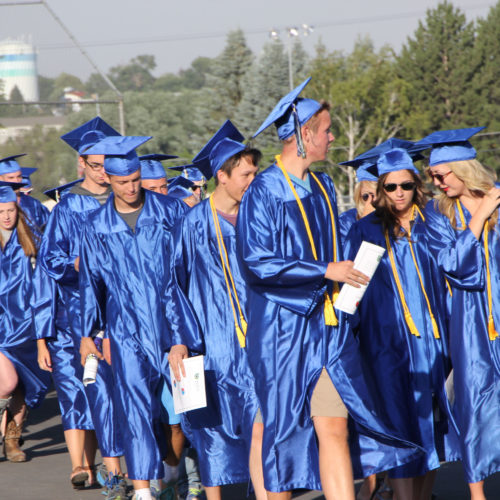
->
[185, 487, 204, 500]
[104, 473, 128, 500]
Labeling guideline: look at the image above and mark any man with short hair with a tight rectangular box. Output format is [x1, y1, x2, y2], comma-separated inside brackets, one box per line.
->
[140, 154, 177, 195]
[79, 135, 187, 500]
[37, 117, 126, 495]
[168, 122, 265, 500]
[236, 78, 421, 499]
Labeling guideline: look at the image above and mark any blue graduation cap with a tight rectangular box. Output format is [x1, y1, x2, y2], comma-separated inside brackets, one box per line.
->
[0, 154, 26, 176]
[44, 179, 84, 202]
[414, 127, 485, 166]
[167, 164, 207, 182]
[356, 163, 378, 182]
[188, 120, 245, 181]
[166, 175, 196, 199]
[84, 136, 152, 176]
[0, 181, 27, 203]
[139, 154, 177, 180]
[209, 138, 246, 177]
[376, 148, 419, 176]
[20, 167, 37, 189]
[61, 117, 121, 154]
[356, 138, 426, 162]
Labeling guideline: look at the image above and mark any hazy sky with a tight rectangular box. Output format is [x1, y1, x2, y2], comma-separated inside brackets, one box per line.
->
[0, 0, 496, 81]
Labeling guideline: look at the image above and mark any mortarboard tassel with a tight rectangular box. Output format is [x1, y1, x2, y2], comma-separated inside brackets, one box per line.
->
[323, 293, 338, 326]
[292, 105, 307, 159]
[404, 312, 421, 337]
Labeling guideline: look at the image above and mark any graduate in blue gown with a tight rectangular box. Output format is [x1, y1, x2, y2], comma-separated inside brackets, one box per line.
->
[0, 156, 49, 233]
[0, 183, 50, 462]
[78, 135, 187, 500]
[344, 148, 460, 499]
[415, 127, 500, 499]
[140, 153, 176, 196]
[338, 162, 378, 243]
[37, 117, 125, 490]
[167, 122, 264, 499]
[236, 78, 422, 498]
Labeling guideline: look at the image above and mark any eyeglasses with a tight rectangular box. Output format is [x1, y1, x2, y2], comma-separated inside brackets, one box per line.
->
[383, 182, 416, 193]
[84, 159, 105, 171]
[361, 192, 375, 202]
[428, 171, 452, 184]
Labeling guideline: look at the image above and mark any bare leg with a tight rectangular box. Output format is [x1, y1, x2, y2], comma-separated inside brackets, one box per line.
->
[313, 416, 355, 500]
[0, 352, 18, 434]
[390, 477, 413, 500]
[204, 485, 221, 500]
[469, 480, 486, 500]
[103, 456, 123, 476]
[357, 474, 377, 500]
[249, 422, 267, 500]
[414, 470, 437, 500]
[83, 430, 98, 483]
[8, 386, 27, 426]
[267, 492, 292, 500]
[64, 428, 86, 471]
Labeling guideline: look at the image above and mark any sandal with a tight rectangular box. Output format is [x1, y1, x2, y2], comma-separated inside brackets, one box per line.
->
[82, 464, 97, 487]
[70, 466, 89, 489]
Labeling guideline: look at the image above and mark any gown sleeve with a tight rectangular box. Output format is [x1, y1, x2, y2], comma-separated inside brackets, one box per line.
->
[236, 181, 328, 317]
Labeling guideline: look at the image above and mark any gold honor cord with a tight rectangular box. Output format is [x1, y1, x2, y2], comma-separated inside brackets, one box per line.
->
[209, 195, 247, 348]
[275, 155, 339, 326]
[456, 200, 499, 340]
[407, 206, 441, 339]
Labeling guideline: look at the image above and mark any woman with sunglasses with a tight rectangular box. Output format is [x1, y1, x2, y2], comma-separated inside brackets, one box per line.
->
[0, 183, 50, 462]
[339, 162, 378, 243]
[344, 149, 459, 500]
[419, 128, 500, 500]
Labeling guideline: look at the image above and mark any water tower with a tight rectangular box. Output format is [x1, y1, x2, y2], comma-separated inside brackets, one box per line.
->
[0, 38, 39, 102]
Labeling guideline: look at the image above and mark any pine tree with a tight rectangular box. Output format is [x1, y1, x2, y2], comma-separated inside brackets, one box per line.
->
[396, 1, 475, 136]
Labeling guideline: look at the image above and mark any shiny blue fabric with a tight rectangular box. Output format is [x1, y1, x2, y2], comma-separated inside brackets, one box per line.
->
[38, 190, 122, 453]
[0, 229, 50, 408]
[0, 186, 16, 202]
[345, 212, 460, 478]
[338, 208, 358, 244]
[424, 199, 500, 483]
[236, 164, 422, 492]
[79, 190, 187, 480]
[166, 199, 259, 487]
[19, 193, 49, 233]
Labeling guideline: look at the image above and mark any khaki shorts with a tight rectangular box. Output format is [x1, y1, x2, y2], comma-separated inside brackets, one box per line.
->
[253, 368, 348, 423]
[310, 368, 348, 418]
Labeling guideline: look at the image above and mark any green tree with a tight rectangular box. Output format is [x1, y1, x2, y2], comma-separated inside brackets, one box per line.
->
[85, 72, 109, 96]
[469, 0, 500, 171]
[48, 72, 85, 101]
[108, 54, 157, 92]
[396, 1, 475, 136]
[202, 29, 254, 128]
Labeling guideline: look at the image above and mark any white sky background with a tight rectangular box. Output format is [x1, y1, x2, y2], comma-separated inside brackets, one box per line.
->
[0, 0, 496, 80]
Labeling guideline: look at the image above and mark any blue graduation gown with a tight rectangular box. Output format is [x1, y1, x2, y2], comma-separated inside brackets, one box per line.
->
[236, 164, 422, 492]
[345, 212, 460, 478]
[0, 230, 50, 408]
[424, 199, 500, 483]
[166, 199, 259, 487]
[19, 193, 49, 233]
[79, 189, 187, 481]
[38, 190, 122, 453]
[338, 207, 358, 244]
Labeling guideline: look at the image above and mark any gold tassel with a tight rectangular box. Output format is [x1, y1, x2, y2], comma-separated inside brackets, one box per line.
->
[239, 316, 248, 335]
[488, 316, 499, 341]
[430, 315, 440, 339]
[324, 293, 338, 326]
[236, 324, 246, 348]
[404, 311, 420, 337]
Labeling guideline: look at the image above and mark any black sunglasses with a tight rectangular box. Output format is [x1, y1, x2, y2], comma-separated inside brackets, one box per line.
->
[383, 181, 416, 193]
[361, 193, 375, 202]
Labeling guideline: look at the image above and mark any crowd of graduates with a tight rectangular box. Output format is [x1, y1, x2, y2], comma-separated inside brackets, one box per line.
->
[0, 76, 499, 500]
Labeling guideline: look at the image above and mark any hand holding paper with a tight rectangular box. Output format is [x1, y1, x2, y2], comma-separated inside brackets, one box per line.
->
[169, 355, 207, 414]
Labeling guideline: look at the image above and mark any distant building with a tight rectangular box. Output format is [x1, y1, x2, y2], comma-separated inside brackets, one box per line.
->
[63, 87, 93, 113]
[0, 38, 39, 102]
[0, 116, 66, 145]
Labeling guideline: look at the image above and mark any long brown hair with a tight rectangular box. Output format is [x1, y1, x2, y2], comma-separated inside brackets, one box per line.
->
[0, 205, 39, 257]
[427, 159, 498, 230]
[372, 170, 429, 238]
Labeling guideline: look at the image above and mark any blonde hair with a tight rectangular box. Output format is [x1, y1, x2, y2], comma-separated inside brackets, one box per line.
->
[0, 205, 38, 257]
[430, 159, 497, 230]
[353, 180, 377, 218]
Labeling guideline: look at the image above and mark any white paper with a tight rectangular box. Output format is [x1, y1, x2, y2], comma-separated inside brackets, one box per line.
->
[169, 355, 207, 414]
[334, 241, 386, 315]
